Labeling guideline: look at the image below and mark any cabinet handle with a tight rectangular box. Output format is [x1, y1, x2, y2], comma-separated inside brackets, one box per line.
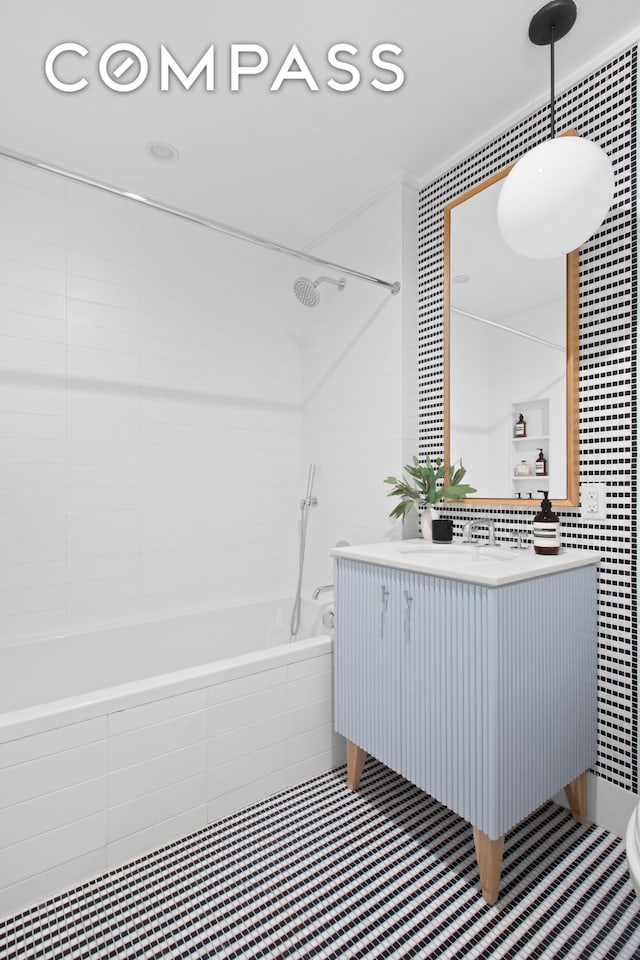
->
[403, 591, 412, 642]
[380, 584, 389, 640]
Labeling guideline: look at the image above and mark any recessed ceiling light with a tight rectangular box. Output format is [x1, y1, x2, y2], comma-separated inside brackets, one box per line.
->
[144, 141, 179, 163]
[454, 274, 470, 284]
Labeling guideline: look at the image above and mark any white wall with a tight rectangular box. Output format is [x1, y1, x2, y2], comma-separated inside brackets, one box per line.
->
[486, 298, 566, 499]
[449, 308, 491, 494]
[300, 181, 418, 592]
[0, 157, 306, 644]
[450, 297, 566, 499]
[0, 159, 412, 645]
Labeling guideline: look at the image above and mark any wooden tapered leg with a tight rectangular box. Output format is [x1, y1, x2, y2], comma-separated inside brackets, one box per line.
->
[564, 771, 587, 824]
[346, 740, 368, 791]
[473, 827, 505, 906]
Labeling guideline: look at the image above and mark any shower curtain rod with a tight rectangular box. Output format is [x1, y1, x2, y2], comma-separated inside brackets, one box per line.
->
[0, 144, 401, 296]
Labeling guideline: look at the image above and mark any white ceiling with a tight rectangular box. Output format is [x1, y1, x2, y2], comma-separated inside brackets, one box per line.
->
[1, 0, 639, 248]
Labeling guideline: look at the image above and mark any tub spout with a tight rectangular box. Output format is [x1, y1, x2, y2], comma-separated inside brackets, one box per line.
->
[313, 584, 334, 600]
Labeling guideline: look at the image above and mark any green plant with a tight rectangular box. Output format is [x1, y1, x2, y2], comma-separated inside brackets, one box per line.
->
[384, 455, 477, 520]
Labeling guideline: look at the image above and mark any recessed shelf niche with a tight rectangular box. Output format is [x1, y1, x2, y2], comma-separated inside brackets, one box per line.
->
[511, 398, 550, 498]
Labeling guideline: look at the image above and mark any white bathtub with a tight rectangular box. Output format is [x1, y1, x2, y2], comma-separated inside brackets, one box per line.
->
[0, 597, 342, 920]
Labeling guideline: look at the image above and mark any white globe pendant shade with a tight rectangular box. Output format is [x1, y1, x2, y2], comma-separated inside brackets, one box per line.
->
[497, 136, 615, 259]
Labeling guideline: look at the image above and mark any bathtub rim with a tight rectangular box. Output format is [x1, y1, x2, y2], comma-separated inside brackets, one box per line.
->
[0, 634, 332, 745]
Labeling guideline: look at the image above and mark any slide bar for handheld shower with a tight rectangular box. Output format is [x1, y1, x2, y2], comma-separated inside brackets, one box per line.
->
[0, 144, 401, 296]
[305, 463, 316, 501]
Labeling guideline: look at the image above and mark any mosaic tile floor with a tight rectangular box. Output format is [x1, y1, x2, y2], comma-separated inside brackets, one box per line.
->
[2, 760, 640, 958]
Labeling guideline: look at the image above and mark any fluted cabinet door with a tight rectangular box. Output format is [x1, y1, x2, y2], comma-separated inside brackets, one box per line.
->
[401, 572, 490, 832]
[401, 566, 597, 838]
[333, 559, 403, 773]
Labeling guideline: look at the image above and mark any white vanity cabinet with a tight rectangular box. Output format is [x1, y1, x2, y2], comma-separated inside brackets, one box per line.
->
[332, 545, 599, 904]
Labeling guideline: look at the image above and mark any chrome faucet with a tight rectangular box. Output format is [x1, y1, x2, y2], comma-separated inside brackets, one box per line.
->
[462, 518, 496, 547]
[312, 584, 334, 600]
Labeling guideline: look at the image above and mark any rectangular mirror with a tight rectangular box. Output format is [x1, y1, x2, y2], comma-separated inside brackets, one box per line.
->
[444, 165, 579, 506]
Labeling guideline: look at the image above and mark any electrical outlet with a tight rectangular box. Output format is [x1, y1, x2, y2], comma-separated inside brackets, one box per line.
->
[580, 482, 607, 521]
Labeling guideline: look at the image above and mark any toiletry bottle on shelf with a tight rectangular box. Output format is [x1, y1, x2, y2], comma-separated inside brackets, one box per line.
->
[514, 460, 531, 477]
[536, 449, 547, 476]
[533, 490, 560, 555]
[514, 413, 527, 438]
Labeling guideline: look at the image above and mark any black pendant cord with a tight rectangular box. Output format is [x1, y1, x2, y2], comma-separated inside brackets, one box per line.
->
[528, 1, 578, 138]
[550, 23, 556, 138]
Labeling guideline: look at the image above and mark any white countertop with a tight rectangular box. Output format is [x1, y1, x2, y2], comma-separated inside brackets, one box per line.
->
[330, 539, 601, 588]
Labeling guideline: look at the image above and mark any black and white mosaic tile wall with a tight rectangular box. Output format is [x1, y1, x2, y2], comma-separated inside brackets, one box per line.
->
[418, 48, 638, 793]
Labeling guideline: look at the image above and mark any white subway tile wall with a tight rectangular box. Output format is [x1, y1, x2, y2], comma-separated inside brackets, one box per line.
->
[0, 156, 309, 642]
[0, 651, 344, 919]
[299, 182, 417, 592]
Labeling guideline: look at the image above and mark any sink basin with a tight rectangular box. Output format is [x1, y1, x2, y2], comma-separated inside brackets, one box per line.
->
[396, 543, 471, 556]
[473, 546, 515, 563]
[397, 541, 514, 563]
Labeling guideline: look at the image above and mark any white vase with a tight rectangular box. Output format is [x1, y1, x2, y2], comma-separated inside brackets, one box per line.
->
[419, 506, 439, 541]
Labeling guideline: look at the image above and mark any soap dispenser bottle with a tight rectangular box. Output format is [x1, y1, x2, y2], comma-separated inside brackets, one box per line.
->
[514, 413, 527, 438]
[533, 490, 560, 555]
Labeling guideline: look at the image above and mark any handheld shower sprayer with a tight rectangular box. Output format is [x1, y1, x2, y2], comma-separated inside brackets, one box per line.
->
[290, 463, 317, 638]
[293, 275, 346, 308]
[302, 462, 317, 508]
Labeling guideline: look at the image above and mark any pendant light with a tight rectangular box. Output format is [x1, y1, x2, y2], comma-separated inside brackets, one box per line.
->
[497, 0, 615, 260]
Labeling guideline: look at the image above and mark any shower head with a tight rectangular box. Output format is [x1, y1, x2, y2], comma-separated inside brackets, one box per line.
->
[293, 275, 346, 307]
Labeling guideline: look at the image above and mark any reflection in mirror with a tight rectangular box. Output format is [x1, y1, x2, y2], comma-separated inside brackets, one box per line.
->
[444, 167, 579, 506]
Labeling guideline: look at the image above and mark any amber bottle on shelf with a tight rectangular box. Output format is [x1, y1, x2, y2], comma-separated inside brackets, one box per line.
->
[536, 448, 547, 476]
[514, 413, 527, 437]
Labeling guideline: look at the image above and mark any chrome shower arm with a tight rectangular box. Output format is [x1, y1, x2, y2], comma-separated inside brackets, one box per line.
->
[316, 276, 346, 290]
